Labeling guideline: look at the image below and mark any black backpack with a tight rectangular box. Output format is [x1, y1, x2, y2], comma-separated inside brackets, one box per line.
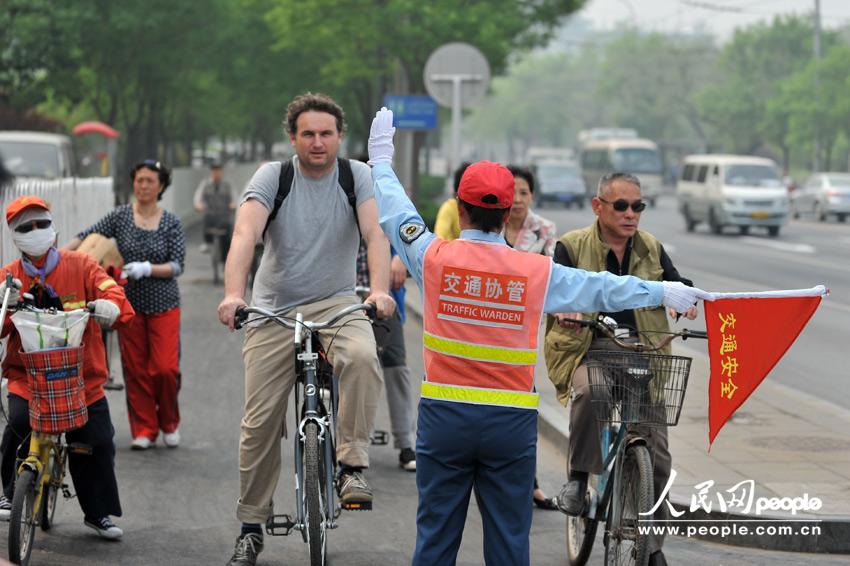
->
[262, 157, 357, 237]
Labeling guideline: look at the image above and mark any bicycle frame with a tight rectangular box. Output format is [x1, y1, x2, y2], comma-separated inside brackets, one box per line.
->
[290, 312, 339, 534]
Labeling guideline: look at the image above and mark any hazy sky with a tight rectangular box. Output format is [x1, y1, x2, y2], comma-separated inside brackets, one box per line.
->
[577, 0, 849, 40]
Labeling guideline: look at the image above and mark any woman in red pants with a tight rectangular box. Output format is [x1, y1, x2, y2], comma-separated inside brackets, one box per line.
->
[67, 159, 186, 450]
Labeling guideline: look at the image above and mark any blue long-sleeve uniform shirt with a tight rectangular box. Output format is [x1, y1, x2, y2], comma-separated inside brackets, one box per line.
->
[371, 163, 665, 314]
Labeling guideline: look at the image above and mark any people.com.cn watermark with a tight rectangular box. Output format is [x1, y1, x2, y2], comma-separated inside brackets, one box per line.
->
[636, 469, 824, 538]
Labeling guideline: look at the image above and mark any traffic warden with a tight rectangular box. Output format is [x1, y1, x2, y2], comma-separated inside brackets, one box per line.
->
[366, 108, 713, 566]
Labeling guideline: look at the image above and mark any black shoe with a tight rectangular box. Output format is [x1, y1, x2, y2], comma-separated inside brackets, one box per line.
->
[533, 493, 559, 511]
[226, 532, 263, 566]
[649, 550, 668, 566]
[399, 448, 416, 472]
[556, 478, 587, 516]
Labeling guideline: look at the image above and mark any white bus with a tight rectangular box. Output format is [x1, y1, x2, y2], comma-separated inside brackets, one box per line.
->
[578, 137, 663, 206]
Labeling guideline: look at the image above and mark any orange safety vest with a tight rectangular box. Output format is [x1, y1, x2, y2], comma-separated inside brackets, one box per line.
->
[422, 238, 552, 410]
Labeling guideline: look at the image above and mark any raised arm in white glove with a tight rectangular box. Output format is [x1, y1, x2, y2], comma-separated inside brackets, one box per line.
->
[87, 299, 121, 328]
[368, 107, 396, 166]
[121, 261, 152, 281]
[0, 277, 22, 307]
[661, 281, 714, 313]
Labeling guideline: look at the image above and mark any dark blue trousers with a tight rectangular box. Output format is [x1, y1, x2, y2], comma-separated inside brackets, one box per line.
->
[413, 398, 537, 566]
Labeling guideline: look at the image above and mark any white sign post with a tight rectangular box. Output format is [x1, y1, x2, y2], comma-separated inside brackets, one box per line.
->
[424, 43, 491, 176]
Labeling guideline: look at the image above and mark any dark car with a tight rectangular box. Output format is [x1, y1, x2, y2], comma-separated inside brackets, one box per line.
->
[534, 161, 586, 209]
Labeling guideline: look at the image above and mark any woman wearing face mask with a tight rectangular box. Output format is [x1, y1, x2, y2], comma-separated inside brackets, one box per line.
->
[502, 165, 560, 511]
[0, 196, 135, 539]
[66, 160, 186, 451]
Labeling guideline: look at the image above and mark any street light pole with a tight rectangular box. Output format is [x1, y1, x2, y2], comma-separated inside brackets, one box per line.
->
[813, 0, 822, 171]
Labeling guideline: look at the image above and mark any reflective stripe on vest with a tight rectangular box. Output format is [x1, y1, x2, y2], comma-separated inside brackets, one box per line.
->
[423, 331, 537, 365]
[421, 381, 539, 409]
[422, 238, 551, 409]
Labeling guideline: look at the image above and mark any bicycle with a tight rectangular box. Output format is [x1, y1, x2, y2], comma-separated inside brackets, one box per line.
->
[234, 301, 376, 566]
[563, 316, 706, 566]
[208, 225, 231, 286]
[5, 298, 95, 566]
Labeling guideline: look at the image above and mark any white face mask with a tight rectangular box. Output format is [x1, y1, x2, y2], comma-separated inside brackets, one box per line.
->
[12, 227, 57, 257]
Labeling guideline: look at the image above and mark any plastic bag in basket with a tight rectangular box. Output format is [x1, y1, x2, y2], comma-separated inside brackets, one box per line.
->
[11, 309, 90, 352]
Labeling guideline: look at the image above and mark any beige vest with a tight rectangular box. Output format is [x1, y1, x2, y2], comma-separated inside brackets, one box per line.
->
[543, 221, 671, 406]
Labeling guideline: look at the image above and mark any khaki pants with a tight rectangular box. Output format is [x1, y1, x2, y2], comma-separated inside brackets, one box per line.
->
[569, 337, 671, 553]
[236, 294, 383, 524]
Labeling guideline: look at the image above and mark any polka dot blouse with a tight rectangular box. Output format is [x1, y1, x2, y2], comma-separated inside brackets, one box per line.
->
[77, 204, 186, 314]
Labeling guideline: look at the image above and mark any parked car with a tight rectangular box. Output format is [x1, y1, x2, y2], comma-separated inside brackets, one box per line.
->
[791, 173, 850, 222]
[532, 161, 586, 208]
[0, 131, 78, 179]
[676, 154, 788, 237]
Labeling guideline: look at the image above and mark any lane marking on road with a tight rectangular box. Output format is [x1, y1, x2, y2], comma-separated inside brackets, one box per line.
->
[739, 237, 816, 254]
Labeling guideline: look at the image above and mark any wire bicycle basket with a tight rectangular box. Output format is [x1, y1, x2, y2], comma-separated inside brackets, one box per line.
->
[583, 349, 692, 427]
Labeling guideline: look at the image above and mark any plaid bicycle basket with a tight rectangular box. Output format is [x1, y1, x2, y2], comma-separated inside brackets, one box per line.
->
[583, 349, 692, 427]
[20, 345, 88, 434]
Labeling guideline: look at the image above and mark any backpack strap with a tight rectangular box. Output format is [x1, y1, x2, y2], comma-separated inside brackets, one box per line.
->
[262, 159, 295, 238]
[262, 157, 359, 239]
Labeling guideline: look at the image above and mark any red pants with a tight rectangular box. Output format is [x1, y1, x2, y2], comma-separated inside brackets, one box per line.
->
[118, 307, 181, 440]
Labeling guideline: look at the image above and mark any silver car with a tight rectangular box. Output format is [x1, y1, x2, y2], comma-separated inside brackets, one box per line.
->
[792, 173, 850, 222]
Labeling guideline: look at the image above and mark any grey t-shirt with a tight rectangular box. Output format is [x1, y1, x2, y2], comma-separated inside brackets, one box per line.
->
[242, 156, 373, 313]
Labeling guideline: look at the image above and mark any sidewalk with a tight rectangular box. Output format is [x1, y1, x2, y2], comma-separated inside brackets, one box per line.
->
[404, 281, 850, 553]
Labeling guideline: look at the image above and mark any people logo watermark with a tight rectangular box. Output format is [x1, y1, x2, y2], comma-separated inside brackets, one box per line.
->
[636, 469, 824, 540]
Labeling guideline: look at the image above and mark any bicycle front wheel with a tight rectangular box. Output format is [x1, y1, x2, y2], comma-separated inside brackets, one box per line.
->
[303, 421, 327, 566]
[604, 444, 653, 566]
[40, 446, 63, 531]
[565, 442, 598, 566]
[9, 469, 38, 566]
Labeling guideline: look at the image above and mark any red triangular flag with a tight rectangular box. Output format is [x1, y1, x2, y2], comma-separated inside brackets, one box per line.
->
[706, 293, 822, 447]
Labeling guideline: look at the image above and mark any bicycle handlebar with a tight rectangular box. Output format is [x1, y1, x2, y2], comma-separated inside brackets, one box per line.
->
[234, 302, 377, 331]
[567, 316, 707, 352]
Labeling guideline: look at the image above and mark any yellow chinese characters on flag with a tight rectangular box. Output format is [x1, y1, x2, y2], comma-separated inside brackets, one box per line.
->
[705, 290, 824, 448]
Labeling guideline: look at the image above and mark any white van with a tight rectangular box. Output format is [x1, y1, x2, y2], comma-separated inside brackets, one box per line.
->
[579, 137, 663, 206]
[677, 154, 788, 237]
[0, 131, 78, 179]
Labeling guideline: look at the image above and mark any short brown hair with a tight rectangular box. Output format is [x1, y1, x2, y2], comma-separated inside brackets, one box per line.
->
[284, 92, 346, 136]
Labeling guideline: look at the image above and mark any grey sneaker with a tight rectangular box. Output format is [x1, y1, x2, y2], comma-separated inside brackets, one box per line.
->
[0, 495, 11, 521]
[336, 468, 373, 509]
[226, 533, 263, 566]
[557, 479, 587, 516]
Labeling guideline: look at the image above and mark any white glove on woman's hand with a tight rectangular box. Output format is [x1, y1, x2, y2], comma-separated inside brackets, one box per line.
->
[121, 261, 152, 280]
[661, 281, 714, 313]
[368, 107, 396, 166]
[87, 299, 120, 328]
[0, 277, 22, 307]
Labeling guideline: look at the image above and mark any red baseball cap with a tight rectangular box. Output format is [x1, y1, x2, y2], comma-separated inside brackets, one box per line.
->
[457, 161, 514, 209]
[6, 196, 50, 225]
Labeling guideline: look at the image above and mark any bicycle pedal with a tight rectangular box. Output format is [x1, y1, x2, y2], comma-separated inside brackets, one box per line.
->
[61, 484, 74, 499]
[340, 500, 372, 511]
[370, 430, 389, 445]
[265, 513, 296, 536]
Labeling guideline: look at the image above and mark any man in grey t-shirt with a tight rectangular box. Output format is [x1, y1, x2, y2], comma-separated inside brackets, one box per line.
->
[218, 93, 395, 566]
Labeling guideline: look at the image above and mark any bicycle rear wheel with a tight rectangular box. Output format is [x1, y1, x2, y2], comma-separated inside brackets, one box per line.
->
[303, 421, 327, 566]
[604, 444, 652, 566]
[39, 446, 63, 531]
[9, 469, 37, 566]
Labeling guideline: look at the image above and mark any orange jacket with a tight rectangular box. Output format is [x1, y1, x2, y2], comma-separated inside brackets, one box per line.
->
[1, 250, 135, 404]
[421, 239, 551, 409]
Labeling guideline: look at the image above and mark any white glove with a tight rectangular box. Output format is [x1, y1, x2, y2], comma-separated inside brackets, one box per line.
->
[87, 299, 120, 328]
[367, 107, 396, 166]
[121, 261, 152, 280]
[0, 277, 22, 307]
[661, 281, 714, 313]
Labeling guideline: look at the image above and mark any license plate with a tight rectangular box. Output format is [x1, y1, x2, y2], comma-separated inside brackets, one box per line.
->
[750, 211, 770, 219]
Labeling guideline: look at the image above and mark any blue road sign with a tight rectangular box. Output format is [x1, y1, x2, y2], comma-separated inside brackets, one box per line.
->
[383, 95, 438, 130]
